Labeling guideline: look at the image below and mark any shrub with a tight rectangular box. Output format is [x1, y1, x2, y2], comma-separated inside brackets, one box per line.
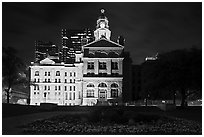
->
[123, 111, 162, 123]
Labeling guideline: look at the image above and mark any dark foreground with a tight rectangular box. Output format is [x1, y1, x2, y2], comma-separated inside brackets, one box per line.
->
[2, 104, 202, 135]
[21, 113, 201, 135]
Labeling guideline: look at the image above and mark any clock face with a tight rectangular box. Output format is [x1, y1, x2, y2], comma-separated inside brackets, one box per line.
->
[100, 22, 105, 28]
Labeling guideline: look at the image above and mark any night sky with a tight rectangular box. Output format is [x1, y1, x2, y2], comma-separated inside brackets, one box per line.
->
[2, 2, 202, 64]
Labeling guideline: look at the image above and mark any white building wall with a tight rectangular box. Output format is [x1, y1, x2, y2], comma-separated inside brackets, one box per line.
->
[30, 64, 83, 106]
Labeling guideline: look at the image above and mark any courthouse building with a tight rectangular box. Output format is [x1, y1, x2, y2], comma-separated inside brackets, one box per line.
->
[30, 9, 125, 106]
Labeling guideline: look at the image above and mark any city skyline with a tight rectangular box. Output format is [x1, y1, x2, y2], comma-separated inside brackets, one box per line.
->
[3, 2, 202, 64]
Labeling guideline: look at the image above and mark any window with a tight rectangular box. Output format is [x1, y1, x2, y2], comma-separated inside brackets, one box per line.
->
[34, 78, 36, 82]
[88, 62, 94, 69]
[37, 86, 39, 90]
[58, 86, 61, 90]
[58, 79, 61, 83]
[73, 92, 75, 100]
[45, 79, 47, 82]
[111, 83, 119, 98]
[44, 93, 47, 98]
[99, 62, 106, 69]
[111, 83, 118, 88]
[55, 86, 57, 90]
[35, 71, 39, 76]
[48, 86, 50, 90]
[38, 79, 40, 82]
[70, 72, 72, 77]
[70, 86, 72, 91]
[111, 89, 118, 97]
[69, 92, 72, 100]
[70, 79, 72, 83]
[65, 79, 67, 83]
[98, 83, 107, 87]
[74, 86, 75, 91]
[55, 79, 57, 83]
[45, 72, 47, 76]
[112, 62, 118, 70]
[74, 72, 76, 77]
[34, 92, 36, 95]
[48, 79, 51, 82]
[48, 72, 50, 76]
[65, 92, 68, 100]
[65, 86, 67, 91]
[56, 71, 60, 76]
[87, 83, 94, 87]
[65, 72, 67, 76]
[44, 86, 47, 90]
[87, 90, 94, 97]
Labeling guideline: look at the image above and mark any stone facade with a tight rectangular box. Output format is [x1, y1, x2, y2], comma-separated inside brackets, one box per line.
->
[30, 9, 125, 106]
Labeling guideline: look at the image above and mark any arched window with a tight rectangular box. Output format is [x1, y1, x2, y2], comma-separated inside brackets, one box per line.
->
[35, 71, 39, 76]
[111, 83, 118, 88]
[98, 83, 107, 87]
[87, 83, 94, 87]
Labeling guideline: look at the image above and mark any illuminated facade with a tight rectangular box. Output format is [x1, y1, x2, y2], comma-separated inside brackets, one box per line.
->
[30, 9, 124, 106]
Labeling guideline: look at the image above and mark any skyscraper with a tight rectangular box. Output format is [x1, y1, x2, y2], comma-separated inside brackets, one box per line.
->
[35, 40, 59, 62]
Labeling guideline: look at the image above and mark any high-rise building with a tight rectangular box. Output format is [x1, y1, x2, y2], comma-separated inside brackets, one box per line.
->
[60, 28, 94, 64]
[35, 40, 59, 62]
[61, 28, 94, 50]
[30, 9, 126, 106]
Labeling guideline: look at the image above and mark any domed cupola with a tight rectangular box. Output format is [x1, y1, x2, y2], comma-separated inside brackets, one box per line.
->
[94, 9, 111, 40]
[96, 9, 109, 29]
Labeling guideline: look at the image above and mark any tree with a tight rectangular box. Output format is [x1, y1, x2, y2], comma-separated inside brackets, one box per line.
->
[141, 48, 202, 107]
[2, 46, 27, 103]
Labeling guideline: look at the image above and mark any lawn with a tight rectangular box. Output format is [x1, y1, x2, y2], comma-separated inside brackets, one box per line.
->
[2, 105, 202, 135]
[20, 108, 202, 134]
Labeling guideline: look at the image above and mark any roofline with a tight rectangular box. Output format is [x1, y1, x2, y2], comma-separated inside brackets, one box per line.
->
[83, 47, 123, 50]
[83, 38, 124, 48]
[104, 38, 124, 48]
[83, 38, 101, 47]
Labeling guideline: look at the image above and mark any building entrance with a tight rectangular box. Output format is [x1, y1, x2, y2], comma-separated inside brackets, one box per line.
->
[98, 89, 107, 101]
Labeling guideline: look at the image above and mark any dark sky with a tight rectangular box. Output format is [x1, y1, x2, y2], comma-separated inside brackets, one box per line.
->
[2, 2, 202, 64]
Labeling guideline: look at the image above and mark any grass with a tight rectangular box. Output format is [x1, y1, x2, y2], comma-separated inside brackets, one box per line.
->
[2, 104, 202, 135]
[21, 109, 201, 135]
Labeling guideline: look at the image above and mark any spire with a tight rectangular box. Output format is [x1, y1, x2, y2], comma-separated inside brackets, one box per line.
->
[96, 9, 109, 29]
[98, 9, 107, 20]
[101, 9, 105, 13]
[94, 9, 111, 40]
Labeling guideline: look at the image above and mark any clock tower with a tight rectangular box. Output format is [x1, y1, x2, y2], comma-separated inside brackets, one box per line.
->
[94, 9, 111, 40]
